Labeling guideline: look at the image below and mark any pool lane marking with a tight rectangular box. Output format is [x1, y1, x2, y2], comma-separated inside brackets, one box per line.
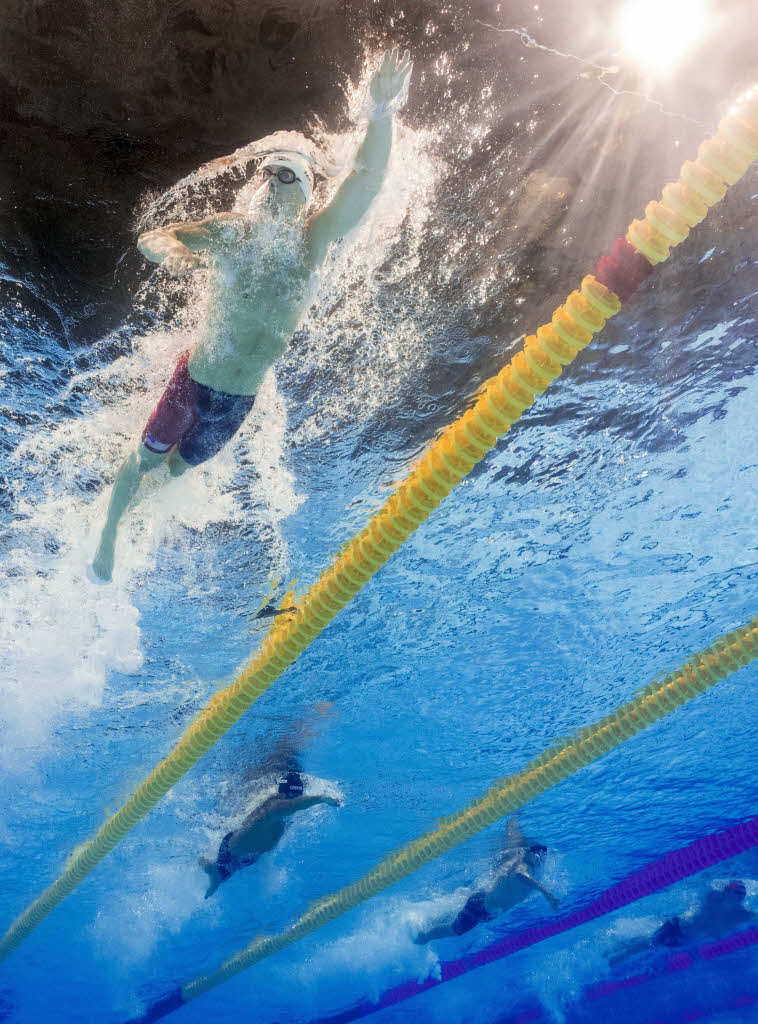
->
[302, 896, 758, 1024]
[125, 618, 757, 1021]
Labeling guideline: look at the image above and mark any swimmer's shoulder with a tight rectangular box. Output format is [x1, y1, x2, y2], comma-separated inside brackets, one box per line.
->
[218, 212, 248, 238]
[202, 211, 248, 249]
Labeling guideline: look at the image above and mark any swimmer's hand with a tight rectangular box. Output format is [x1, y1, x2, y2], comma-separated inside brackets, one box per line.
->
[368, 47, 413, 113]
[163, 252, 204, 278]
[204, 154, 238, 172]
[316, 795, 343, 808]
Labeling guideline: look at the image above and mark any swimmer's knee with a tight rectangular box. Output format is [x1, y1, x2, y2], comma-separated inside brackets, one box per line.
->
[167, 449, 192, 477]
[136, 443, 167, 474]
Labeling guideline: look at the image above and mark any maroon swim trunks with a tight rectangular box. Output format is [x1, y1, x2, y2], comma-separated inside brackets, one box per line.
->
[141, 351, 256, 466]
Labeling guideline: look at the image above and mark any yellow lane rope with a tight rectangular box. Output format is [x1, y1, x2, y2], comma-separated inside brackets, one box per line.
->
[179, 617, 758, 1002]
[1, 87, 756, 965]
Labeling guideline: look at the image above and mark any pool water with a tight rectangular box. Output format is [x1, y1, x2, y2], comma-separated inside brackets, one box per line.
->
[1, 31, 757, 1024]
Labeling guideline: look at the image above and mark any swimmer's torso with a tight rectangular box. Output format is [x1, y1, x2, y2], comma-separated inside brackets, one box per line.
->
[188, 216, 312, 396]
[484, 861, 532, 914]
[228, 814, 286, 859]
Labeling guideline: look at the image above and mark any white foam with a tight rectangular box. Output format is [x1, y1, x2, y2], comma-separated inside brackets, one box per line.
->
[283, 896, 437, 1016]
[90, 857, 212, 965]
[1, 310, 300, 770]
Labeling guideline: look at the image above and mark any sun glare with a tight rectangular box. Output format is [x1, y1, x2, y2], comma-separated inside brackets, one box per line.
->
[617, 0, 711, 75]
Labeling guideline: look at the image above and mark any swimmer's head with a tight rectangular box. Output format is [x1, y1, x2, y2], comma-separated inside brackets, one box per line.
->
[278, 771, 305, 800]
[528, 844, 548, 865]
[253, 153, 314, 219]
[720, 879, 747, 903]
[225, 133, 332, 218]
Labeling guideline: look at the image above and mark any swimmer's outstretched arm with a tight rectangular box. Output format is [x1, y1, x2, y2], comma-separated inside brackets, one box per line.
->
[237, 793, 341, 832]
[516, 865, 560, 910]
[137, 212, 243, 277]
[306, 48, 413, 264]
[272, 794, 342, 819]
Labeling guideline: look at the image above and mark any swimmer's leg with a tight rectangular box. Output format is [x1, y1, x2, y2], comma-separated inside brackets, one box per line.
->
[167, 447, 192, 478]
[413, 921, 456, 944]
[91, 443, 167, 582]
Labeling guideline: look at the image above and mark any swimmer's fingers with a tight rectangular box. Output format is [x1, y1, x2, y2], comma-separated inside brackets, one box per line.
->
[396, 49, 412, 77]
[371, 47, 413, 102]
[389, 48, 412, 90]
[197, 154, 239, 178]
[369, 51, 392, 100]
[389, 51, 412, 92]
[388, 47, 411, 76]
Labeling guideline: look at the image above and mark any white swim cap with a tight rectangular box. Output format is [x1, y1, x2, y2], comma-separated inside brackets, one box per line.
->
[189, 130, 351, 215]
[261, 151, 314, 203]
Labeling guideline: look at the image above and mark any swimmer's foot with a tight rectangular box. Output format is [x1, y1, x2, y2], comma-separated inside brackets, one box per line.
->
[90, 537, 115, 583]
[255, 604, 297, 620]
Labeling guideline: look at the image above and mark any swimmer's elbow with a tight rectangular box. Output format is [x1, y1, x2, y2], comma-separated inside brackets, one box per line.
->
[137, 227, 176, 263]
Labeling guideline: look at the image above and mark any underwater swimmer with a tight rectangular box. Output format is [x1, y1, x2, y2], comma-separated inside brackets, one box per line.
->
[608, 879, 755, 965]
[200, 771, 341, 898]
[414, 819, 559, 944]
[201, 702, 339, 897]
[91, 48, 413, 582]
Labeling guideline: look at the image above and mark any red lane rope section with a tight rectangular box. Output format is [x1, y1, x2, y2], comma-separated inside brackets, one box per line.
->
[595, 238, 655, 301]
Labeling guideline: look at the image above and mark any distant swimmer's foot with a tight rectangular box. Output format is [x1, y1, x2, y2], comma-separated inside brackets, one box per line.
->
[90, 540, 114, 583]
[255, 604, 297, 620]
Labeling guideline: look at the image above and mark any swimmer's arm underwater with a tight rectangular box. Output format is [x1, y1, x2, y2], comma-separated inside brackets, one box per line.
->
[515, 864, 560, 910]
[305, 48, 413, 264]
[137, 212, 243, 277]
[237, 794, 341, 832]
[270, 794, 342, 819]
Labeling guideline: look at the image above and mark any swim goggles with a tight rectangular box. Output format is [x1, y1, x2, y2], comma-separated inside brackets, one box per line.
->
[261, 165, 300, 185]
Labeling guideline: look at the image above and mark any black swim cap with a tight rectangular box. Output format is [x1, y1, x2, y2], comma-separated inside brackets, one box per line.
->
[529, 844, 548, 856]
[278, 771, 304, 799]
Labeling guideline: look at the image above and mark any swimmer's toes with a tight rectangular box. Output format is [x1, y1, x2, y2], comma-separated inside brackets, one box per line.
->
[89, 547, 113, 584]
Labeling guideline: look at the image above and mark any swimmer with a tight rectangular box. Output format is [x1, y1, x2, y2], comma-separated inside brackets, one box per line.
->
[414, 819, 559, 944]
[201, 704, 340, 897]
[91, 48, 413, 582]
[200, 770, 341, 898]
[609, 879, 755, 965]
